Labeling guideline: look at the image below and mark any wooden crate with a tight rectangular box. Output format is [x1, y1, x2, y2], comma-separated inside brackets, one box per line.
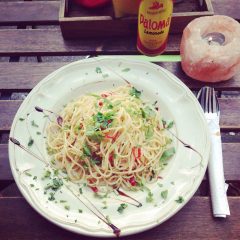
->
[59, 0, 214, 39]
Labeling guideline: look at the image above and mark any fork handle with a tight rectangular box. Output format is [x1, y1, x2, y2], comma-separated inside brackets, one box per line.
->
[208, 121, 230, 217]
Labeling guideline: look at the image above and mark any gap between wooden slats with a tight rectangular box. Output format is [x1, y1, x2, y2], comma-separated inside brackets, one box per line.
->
[0, 29, 181, 56]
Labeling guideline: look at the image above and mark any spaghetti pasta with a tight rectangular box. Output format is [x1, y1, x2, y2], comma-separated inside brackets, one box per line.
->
[46, 85, 174, 192]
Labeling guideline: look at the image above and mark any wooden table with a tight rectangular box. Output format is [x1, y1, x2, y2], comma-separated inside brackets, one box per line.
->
[0, 1, 240, 239]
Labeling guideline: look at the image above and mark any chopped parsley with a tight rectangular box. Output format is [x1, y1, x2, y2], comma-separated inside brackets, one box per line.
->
[93, 111, 115, 129]
[146, 191, 154, 203]
[78, 209, 83, 213]
[129, 87, 141, 98]
[117, 203, 128, 214]
[36, 131, 41, 135]
[30, 184, 34, 188]
[122, 68, 130, 72]
[60, 200, 67, 203]
[83, 144, 92, 156]
[31, 120, 39, 127]
[48, 192, 55, 201]
[160, 147, 175, 163]
[95, 67, 102, 74]
[28, 138, 34, 147]
[175, 196, 184, 203]
[64, 205, 70, 210]
[161, 190, 168, 200]
[166, 121, 174, 129]
[43, 170, 51, 179]
[25, 172, 32, 177]
[33, 176, 37, 180]
[79, 188, 83, 194]
[141, 106, 156, 119]
[19, 117, 25, 121]
[54, 169, 59, 176]
[145, 125, 154, 139]
[85, 128, 104, 143]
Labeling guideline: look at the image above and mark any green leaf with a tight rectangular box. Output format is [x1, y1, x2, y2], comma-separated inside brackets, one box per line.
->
[121, 68, 130, 72]
[143, 106, 156, 118]
[83, 144, 91, 157]
[166, 121, 174, 129]
[28, 138, 34, 147]
[36, 131, 41, 135]
[96, 67, 102, 74]
[79, 188, 83, 194]
[175, 196, 184, 203]
[145, 126, 154, 139]
[86, 129, 104, 143]
[19, 118, 25, 121]
[64, 205, 70, 210]
[160, 147, 175, 163]
[161, 190, 168, 200]
[146, 191, 154, 203]
[117, 203, 128, 213]
[78, 209, 83, 213]
[31, 120, 39, 128]
[129, 87, 141, 98]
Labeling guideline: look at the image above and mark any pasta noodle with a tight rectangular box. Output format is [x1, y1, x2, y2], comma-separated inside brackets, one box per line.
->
[46, 85, 174, 192]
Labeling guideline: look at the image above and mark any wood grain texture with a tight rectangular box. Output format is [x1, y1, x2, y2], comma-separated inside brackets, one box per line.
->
[0, 1, 59, 26]
[0, 101, 21, 131]
[1, 98, 240, 131]
[0, 29, 181, 56]
[0, 62, 239, 92]
[1, 143, 240, 181]
[212, 0, 240, 21]
[0, 197, 239, 240]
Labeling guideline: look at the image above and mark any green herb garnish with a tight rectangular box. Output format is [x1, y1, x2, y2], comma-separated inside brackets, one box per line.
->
[146, 191, 154, 203]
[83, 144, 91, 156]
[175, 196, 184, 203]
[122, 68, 130, 72]
[36, 131, 41, 135]
[85, 128, 104, 143]
[60, 200, 67, 203]
[78, 209, 83, 213]
[166, 121, 174, 129]
[79, 188, 83, 194]
[43, 170, 51, 179]
[160, 147, 175, 163]
[161, 190, 168, 200]
[25, 172, 32, 177]
[19, 118, 25, 121]
[31, 120, 39, 127]
[129, 87, 141, 98]
[28, 138, 34, 147]
[145, 125, 154, 139]
[30, 184, 34, 188]
[64, 205, 70, 210]
[96, 67, 102, 74]
[48, 192, 55, 201]
[33, 176, 37, 180]
[117, 203, 128, 214]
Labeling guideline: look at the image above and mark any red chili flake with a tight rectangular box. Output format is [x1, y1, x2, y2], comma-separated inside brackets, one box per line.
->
[90, 186, 98, 193]
[105, 132, 119, 142]
[107, 119, 112, 124]
[129, 176, 136, 186]
[132, 147, 142, 160]
[98, 101, 103, 107]
[109, 153, 114, 167]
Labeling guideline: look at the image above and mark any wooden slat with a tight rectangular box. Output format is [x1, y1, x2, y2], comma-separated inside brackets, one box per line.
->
[0, 1, 59, 26]
[1, 98, 240, 131]
[212, 0, 240, 21]
[0, 197, 239, 239]
[0, 62, 239, 92]
[1, 143, 240, 181]
[0, 29, 181, 56]
[0, 101, 21, 131]
[0, 0, 238, 26]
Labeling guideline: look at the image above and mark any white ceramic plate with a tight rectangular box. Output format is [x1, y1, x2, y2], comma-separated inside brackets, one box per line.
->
[9, 57, 210, 237]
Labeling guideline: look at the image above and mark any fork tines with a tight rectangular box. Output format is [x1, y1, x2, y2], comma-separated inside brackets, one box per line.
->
[197, 86, 219, 114]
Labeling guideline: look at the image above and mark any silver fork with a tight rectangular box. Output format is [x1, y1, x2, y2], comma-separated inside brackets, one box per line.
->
[197, 86, 230, 217]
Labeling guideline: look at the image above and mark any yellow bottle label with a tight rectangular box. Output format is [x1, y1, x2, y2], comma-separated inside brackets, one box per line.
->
[137, 0, 173, 55]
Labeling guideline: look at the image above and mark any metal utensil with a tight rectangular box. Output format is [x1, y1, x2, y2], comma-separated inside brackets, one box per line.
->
[197, 86, 230, 217]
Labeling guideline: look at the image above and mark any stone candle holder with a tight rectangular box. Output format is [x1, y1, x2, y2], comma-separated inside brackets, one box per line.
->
[180, 15, 240, 82]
